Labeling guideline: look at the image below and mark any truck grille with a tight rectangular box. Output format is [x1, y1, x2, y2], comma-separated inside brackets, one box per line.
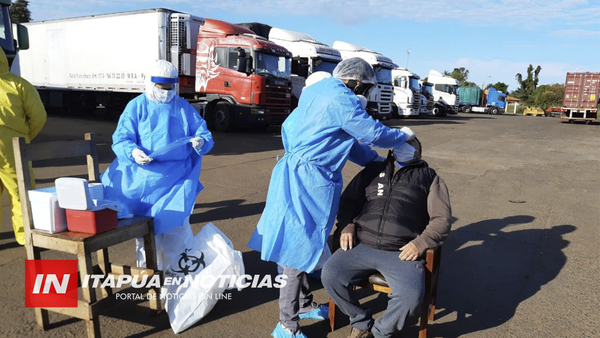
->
[454, 93, 460, 112]
[378, 102, 392, 114]
[379, 85, 394, 103]
[412, 90, 421, 112]
[264, 78, 292, 111]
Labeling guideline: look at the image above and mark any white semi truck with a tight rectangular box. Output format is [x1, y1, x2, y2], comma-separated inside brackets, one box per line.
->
[332, 41, 394, 120]
[14, 9, 204, 115]
[391, 67, 421, 117]
[428, 70, 460, 116]
[239, 24, 342, 108]
[419, 80, 437, 115]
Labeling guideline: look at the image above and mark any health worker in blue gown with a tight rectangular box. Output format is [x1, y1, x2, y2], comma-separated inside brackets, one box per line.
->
[247, 58, 417, 338]
[101, 60, 214, 270]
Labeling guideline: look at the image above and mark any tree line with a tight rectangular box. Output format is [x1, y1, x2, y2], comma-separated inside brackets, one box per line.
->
[442, 66, 566, 111]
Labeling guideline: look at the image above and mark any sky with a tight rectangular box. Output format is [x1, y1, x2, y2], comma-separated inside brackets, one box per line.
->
[28, 0, 600, 93]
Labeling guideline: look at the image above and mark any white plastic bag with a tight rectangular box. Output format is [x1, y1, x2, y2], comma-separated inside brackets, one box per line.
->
[164, 223, 245, 333]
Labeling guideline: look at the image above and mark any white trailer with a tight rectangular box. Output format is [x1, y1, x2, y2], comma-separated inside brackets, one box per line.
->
[13, 9, 204, 114]
[332, 41, 394, 120]
[427, 69, 459, 116]
[268, 28, 342, 108]
[391, 67, 421, 117]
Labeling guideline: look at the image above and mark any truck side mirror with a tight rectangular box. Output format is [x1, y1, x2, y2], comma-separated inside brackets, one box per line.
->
[236, 48, 252, 76]
[16, 24, 29, 50]
[244, 56, 253, 75]
[236, 57, 247, 74]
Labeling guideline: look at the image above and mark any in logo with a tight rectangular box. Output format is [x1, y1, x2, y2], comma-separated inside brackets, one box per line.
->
[25, 260, 78, 308]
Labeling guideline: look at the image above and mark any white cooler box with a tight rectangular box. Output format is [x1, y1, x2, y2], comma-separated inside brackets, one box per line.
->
[27, 183, 105, 234]
[28, 187, 67, 234]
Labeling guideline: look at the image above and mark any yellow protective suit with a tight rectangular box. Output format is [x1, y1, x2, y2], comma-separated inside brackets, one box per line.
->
[0, 48, 47, 245]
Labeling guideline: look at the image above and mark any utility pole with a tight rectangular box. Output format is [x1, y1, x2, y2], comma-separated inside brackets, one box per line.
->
[481, 75, 491, 89]
[406, 49, 411, 68]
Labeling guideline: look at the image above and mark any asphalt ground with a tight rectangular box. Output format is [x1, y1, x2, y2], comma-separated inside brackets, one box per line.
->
[1, 112, 598, 338]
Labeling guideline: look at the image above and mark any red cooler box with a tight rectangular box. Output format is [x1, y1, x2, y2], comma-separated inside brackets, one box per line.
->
[66, 208, 118, 234]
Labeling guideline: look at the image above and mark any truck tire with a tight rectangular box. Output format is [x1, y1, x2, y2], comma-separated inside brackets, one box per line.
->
[489, 107, 499, 115]
[391, 104, 400, 118]
[433, 105, 447, 117]
[211, 102, 232, 132]
[462, 105, 472, 113]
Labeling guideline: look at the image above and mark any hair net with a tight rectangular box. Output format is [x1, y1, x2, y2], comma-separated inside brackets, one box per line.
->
[145, 60, 179, 103]
[304, 71, 332, 89]
[332, 58, 377, 85]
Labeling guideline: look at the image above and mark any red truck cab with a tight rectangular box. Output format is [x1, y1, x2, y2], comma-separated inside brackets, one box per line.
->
[195, 19, 292, 131]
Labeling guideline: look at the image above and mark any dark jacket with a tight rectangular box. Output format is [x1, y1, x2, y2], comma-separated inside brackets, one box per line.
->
[335, 154, 451, 254]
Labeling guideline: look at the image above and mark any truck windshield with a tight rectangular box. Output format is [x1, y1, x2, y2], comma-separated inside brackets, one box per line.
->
[313, 59, 338, 74]
[0, 6, 15, 52]
[435, 84, 458, 94]
[409, 77, 420, 91]
[255, 52, 291, 79]
[422, 85, 433, 97]
[374, 67, 392, 85]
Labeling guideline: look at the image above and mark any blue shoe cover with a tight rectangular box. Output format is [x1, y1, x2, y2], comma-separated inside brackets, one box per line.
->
[271, 323, 307, 338]
[298, 305, 329, 320]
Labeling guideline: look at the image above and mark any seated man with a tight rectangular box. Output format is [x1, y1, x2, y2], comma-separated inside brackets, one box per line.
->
[322, 138, 451, 338]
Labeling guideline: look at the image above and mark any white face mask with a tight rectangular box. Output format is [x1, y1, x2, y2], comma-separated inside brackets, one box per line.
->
[393, 143, 417, 163]
[152, 86, 176, 103]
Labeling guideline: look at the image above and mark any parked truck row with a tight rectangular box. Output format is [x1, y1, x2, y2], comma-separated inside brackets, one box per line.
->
[12, 7, 589, 131]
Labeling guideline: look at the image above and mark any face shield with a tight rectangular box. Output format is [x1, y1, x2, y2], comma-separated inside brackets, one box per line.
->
[145, 60, 179, 103]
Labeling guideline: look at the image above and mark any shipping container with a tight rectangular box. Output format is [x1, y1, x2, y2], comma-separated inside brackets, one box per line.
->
[561, 72, 599, 123]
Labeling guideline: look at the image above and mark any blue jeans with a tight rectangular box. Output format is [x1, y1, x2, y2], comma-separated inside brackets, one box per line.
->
[322, 243, 425, 338]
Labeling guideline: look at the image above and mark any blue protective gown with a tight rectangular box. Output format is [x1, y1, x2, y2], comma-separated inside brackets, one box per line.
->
[101, 94, 213, 235]
[247, 77, 409, 272]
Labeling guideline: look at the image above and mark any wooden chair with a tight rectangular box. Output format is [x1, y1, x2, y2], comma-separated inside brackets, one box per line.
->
[328, 246, 442, 338]
[13, 133, 162, 338]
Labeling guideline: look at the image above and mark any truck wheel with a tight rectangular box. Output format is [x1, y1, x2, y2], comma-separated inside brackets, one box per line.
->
[212, 102, 232, 132]
[462, 106, 472, 113]
[391, 104, 399, 118]
[433, 106, 447, 117]
[490, 107, 499, 115]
